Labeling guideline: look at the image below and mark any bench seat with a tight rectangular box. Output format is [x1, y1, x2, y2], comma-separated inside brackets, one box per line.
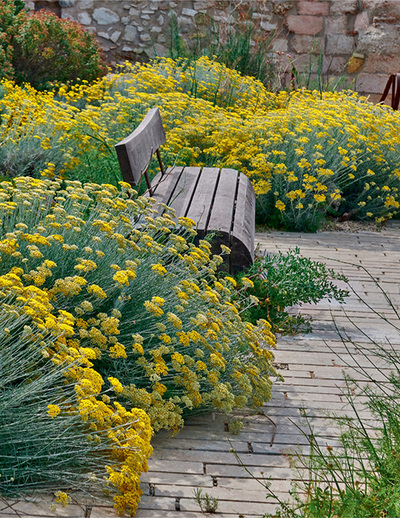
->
[150, 166, 255, 273]
[115, 108, 255, 273]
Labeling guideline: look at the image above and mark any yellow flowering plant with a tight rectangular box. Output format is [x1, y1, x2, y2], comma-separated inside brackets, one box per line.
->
[0, 283, 152, 516]
[1, 57, 399, 229]
[0, 177, 276, 514]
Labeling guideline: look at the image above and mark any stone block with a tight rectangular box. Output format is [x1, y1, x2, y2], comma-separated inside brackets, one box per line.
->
[93, 8, 120, 25]
[59, 0, 74, 7]
[347, 53, 364, 73]
[261, 21, 278, 31]
[110, 31, 121, 43]
[326, 34, 355, 55]
[325, 15, 347, 35]
[98, 32, 110, 40]
[358, 25, 400, 55]
[77, 12, 91, 25]
[79, 0, 94, 9]
[330, 0, 358, 14]
[286, 15, 323, 35]
[123, 25, 138, 42]
[298, 1, 329, 16]
[356, 72, 390, 94]
[324, 55, 349, 74]
[354, 11, 370, 32]
[140, 33, 152, 42]
[363, 53, 400, 74]
[194, 0, 208, 9]
[363, 0, 400, 21]
[291, 34, 324, 54]
[182, 8, 197, 17]
[273, 38, 289, 52]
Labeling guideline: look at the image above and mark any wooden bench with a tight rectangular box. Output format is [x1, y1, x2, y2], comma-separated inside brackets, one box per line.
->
[115, 108, 255, 273]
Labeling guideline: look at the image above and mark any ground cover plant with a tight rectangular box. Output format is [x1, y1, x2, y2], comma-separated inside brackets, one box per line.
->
[0, 57, 399, 230]
[0, 177, 276, 515]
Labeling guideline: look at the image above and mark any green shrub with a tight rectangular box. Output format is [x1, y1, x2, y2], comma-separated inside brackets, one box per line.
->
[12, 10, 107, 89]
[0, 0, 22, 79]
[237, 247, 349, 333]
[0, 0, 106, 89]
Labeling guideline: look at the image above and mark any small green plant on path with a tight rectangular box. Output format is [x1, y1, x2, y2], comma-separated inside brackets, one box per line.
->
[194, 488, 219, 513]
[237, 247, 349, 333]
[234, 267, 400, 518]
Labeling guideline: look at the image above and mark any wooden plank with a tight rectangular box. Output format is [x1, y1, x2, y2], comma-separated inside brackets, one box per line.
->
[167, 167, 202, 220]
[231, 173, 255, 258]
[185, 168, 220, 229]
[149, 167, 183, 216]
[207, 168, 239, 234]
[115, 108, 166, 185]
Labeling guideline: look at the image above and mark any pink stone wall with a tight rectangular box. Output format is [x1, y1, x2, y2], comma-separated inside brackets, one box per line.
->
[27, 0, 400, 104]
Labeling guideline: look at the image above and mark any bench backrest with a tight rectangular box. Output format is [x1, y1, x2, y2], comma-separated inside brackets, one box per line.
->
[115, 107, 166, 186]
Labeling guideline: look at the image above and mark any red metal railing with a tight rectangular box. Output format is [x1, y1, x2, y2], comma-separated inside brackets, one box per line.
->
[379, 73, 400, 110]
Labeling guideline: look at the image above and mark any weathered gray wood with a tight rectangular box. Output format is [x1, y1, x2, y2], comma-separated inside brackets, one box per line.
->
[231, 173, 256, 270]
[116, 110, 256, 273]
[185, 168, 220, 229]
[207, 168, 239, 234]
[115, 107, 166, 186]
[167, 167, 202, 218]
[150, 167, 184, 216]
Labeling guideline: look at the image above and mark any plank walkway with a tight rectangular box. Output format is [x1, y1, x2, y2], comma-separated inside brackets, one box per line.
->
[2, 226, 400, 518]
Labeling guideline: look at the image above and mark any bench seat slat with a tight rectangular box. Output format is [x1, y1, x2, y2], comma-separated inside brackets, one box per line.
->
[185, 168, 220, 229]
[207, 168, 239, 234]
[231, 173, 256, 265]
[167, 167, 202, 218]
[150, 167, 183, 216]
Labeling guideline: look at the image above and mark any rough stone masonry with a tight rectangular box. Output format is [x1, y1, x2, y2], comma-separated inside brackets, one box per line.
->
[26, 0, 400, 103]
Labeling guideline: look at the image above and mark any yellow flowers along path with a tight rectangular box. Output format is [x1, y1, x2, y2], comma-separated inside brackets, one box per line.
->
[0, 178, 276, 515]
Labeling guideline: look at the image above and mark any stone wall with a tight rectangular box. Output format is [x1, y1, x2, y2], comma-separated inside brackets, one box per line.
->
[26, 0, 400, 103]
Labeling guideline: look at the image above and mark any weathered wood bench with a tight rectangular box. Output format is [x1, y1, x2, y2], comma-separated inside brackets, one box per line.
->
[115, 108, 255, 273]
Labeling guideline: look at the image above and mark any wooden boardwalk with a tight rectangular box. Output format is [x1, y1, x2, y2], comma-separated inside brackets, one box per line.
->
[2, 227, 400, 517]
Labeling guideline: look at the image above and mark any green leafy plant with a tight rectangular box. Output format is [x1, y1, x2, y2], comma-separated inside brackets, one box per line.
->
[0, 0, 23, 79]
[12, 10, 106, 89]
[238, 247, 348, 333]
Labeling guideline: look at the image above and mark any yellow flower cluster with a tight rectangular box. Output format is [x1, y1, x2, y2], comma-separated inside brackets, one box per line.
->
[0, 177, 276, 514]
[2, 57, 399, 229]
